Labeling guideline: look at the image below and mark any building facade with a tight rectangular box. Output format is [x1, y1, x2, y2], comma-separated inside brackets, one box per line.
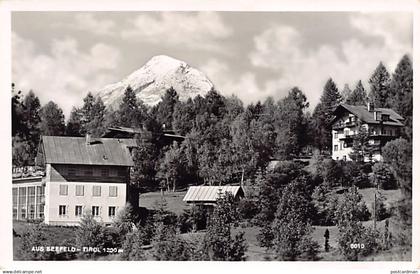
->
[26, 135, 136, 226]
[331, 104, 404, 161]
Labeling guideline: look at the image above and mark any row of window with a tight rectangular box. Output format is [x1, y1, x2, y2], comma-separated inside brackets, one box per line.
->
[58, 205, 116, 217]
[59, 185, 118, 197]
[56, 166, 126, 177]
[334, 128, 400, 139]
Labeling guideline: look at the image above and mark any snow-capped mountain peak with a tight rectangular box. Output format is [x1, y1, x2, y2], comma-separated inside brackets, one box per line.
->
[95, 55, 214, 108]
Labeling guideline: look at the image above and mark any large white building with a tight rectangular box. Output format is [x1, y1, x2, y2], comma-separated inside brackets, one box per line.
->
[331, 103, 404, 162]
[13, 136, 136, 226]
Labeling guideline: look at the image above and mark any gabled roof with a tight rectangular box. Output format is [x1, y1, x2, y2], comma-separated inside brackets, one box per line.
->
[333, 104, 404, 127]
[40, 136, 134, 166]
[183, 185, 245, 203]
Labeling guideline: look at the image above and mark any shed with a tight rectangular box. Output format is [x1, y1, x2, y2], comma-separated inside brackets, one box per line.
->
[183, 185, 245, 205]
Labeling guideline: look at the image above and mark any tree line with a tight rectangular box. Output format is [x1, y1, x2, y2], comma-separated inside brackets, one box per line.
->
[12, 54, 412, 191]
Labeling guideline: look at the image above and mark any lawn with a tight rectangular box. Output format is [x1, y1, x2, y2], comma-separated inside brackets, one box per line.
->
[139, 190, 189, 215]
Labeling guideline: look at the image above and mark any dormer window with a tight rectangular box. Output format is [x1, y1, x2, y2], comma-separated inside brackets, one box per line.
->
[382, 114, 390, 121]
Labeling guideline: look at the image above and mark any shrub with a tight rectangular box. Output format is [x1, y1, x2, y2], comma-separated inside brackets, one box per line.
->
[341, 161, 371, 188]
[199, 193, 247, 261]
[311, 184, 338, 226]
[178, 205, 208, 233]
[335, 186, 371, 225]
[372, 162, 397, 190]
[271, 180, 319, 261]
[337, 222, 380, 261]
[152, 223, 195, 260]
[238, 198, 259, 220]
[120, 230, 146, 260]
[18, 223, 48, 260]
[75, 214, 106, 259]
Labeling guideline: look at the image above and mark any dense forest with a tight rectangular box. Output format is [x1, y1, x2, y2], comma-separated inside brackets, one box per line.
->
[12, 54, 412, 191]
[13, 54, 413, 261]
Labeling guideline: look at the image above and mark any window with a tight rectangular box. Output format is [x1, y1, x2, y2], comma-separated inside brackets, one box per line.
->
[343, 156, 347, 161]
[101, 168, 109, 177]
[59, 205, 66, 216]
[59, 185, 68, 196]
[75, 206, 83, 217]
[108, 206, 116, 217]
[334, 132, 338, 139]
[382, 114, 390, 121]
[109, 186, 118, 197]
[339, 143, 343, 150]
[36, 186, 44, 219]
[28, 187, 36, 219]
[84, 166, 93, 176]
[68, 167, 76, 176]
[92, 186, 101, 197]
[18, 187, 27, 219]
[12, 188, 18, 220]
[334, 145, 338, 151]
[75, 185, 84, 196]
[92, 206, 100, 217]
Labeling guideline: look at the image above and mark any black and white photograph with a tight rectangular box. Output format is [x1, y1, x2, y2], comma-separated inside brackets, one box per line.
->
[1, 1, 417, 271]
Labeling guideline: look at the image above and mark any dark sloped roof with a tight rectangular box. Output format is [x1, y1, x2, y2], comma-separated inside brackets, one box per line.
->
[41, 136, 134, 166]
[183, 186, 244, 203]
[334, 104, 404, 126]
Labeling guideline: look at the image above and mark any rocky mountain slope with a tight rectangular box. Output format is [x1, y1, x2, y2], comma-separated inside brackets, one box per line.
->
[95, 55, 214, 108]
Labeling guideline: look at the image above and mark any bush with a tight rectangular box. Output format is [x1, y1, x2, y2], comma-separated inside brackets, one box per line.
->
[335, 186, 371, 225]
[120, 230, 147, 260]
[372, 162, 397, 190]
[311, 184, 338, 226]
[337, 222, 380, 261]
[199, 193, 247, 261]
[153, 223, 195, 260]
[238, 198, 259, 220]
[341, 161, 371, 188]
[75, 214, 107, 259]
[372, 192, 391, 221]
[18, 223, 48, 260]
[178, 205, 208, 233]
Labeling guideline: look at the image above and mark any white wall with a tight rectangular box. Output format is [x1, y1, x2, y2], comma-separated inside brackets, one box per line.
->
[45, 180, 127, 226]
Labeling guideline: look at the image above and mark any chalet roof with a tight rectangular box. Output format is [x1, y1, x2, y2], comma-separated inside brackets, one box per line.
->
[40, 136, 134, 166]
[183, 185, 245, 203]
[333, 104, 404, 127]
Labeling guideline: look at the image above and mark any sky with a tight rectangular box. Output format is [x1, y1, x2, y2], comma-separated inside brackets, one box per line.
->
[12, 11, 412, 117]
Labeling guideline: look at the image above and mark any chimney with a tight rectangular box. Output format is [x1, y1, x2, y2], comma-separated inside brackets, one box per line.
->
[367, 102, 374, 112]
[86, 133, 91, 145]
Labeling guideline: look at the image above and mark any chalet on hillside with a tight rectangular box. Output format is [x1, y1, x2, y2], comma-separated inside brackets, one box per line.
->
[331, 103, 404, 161]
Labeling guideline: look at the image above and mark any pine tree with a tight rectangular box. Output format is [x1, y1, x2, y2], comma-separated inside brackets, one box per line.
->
[368, 62, 391, 108]
[117, 85, 146, 128]
[346, 80, 368, 105]
[21, 90, 41, 164]
[389, 55, 413, 140]
[87, 97, 107, 137]
[312, 78, 342, 151]
[157, 141, 185, 192]
[39, 101, 65, 136]
[272, 180, 319, 261]
[154, 87, 180, 129]
[275, 87, 309, 158]
[66, 107, 83, 136]
[79, 92, 95, 135]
